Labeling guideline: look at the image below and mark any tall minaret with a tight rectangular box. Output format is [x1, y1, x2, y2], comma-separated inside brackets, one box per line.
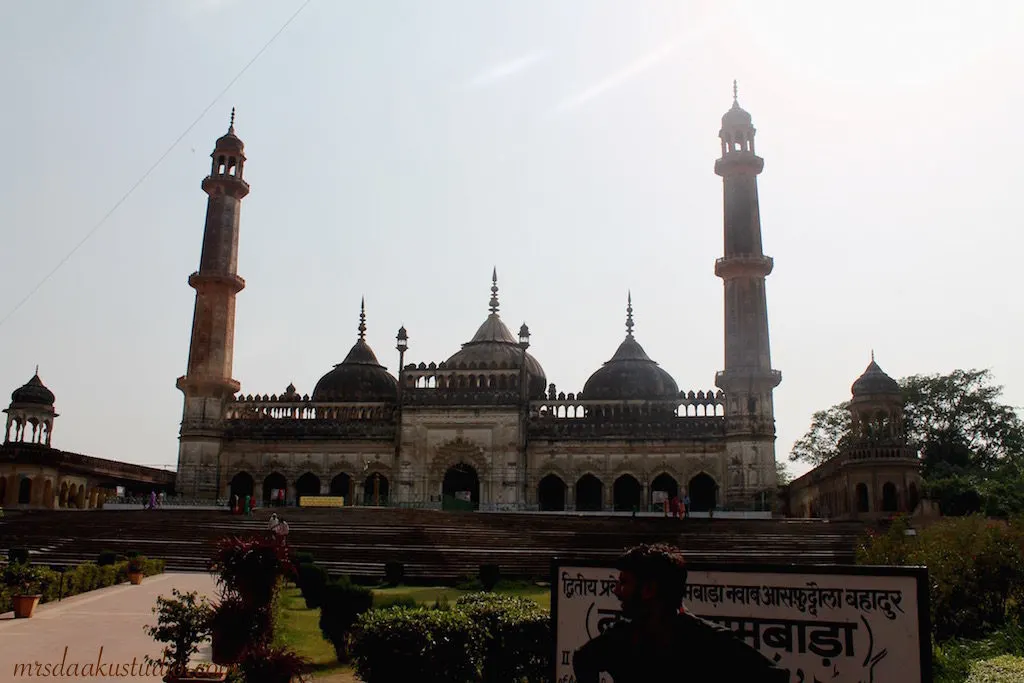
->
[175, 110, 249, 499]
[713, 83, 782, 504]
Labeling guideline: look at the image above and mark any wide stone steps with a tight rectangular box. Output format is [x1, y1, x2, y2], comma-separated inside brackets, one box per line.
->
[0, 508, 866, 581]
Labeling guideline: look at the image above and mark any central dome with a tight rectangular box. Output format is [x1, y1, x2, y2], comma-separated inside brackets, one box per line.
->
[444, 270, 546, 397]
[582, 295, 679, 401]
[312, 301, 397, 403]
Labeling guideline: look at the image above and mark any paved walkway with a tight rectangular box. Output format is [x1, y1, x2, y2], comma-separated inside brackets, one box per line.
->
[0, 572, 219, 683]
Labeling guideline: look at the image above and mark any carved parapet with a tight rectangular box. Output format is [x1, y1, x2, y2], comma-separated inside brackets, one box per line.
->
[222, 419, 397, 440]
[844, 445, 920, 463]
[531, 395, 725, 420]
[224, 400, 395, 421]
[402, 388, 521, 407]
[528, 416, 725, 440]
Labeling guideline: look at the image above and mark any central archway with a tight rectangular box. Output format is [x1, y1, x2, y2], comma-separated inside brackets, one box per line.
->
[613, 474, 642, 512]
[882, 482, 898, 512]
[18, 477, 32, 505]
[330, 473, 352, 501]
[575, 474, 603, 512]
[649, 472, 679, 507]
[537, 474, 566, 511]
[295, 472, 321, 501]
[687, 472, 717, 512]
[229, 472, 254, 502]
[263, 472, 287, 507]
[443, 462, 480, 510]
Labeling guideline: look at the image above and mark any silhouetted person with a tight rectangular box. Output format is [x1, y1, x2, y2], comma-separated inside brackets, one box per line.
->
[573, 543, 788, 683]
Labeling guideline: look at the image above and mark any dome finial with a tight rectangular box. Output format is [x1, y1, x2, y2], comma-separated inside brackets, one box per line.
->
[625, 291, 634, 339]
[871, 349, 875, 363]
[34, 364, 39, 376]
[732, 80, 738, 106]
[228, 107, 236, 134]
[358, 297, 367, 341]
[489, 268, 500, 314]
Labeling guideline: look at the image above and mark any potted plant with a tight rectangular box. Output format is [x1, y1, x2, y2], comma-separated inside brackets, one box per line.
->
[4, 562, 44, 618]
[235, 644, 310, 683]
[144, 588, 225, 682]
[128, 556, 146, 585]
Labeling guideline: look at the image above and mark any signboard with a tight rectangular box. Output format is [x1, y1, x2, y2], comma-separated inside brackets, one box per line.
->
[299, 496, 344, 508]
[455, 490, 472, 502]
[551, 559, 931, 683]
[652, 491, 668, 504]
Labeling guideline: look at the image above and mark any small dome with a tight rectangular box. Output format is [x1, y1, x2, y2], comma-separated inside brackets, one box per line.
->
[215, 109, 244, 153]
[312, 301, 397, 403]
[11, 371, 55, 406]
[851, 357, 900, 397]
[444, 270, 547, 397]
[721, 81, 752, 127]
[582, 294, 679, 401]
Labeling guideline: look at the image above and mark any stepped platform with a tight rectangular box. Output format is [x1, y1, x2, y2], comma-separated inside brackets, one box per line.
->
[0, 507, 867, 582]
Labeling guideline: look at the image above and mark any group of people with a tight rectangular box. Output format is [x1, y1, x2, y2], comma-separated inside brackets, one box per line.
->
[266, 513, 289, 545]
[666, 493, 690, 518]
[230, 493, 254, 515]
[144, 490, 164, 509]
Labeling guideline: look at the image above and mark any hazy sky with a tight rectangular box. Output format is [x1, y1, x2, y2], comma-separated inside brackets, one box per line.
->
[0, 1, 1021, 479]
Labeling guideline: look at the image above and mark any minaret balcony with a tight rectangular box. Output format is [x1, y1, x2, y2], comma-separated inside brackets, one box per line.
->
[715, 369, 782, 389]
[714, 255, 773, 279]
[188, 272, 246, 293]
[201, 174, 250, 198]
[714, 153, 764, 176]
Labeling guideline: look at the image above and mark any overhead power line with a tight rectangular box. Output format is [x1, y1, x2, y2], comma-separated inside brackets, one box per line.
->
[0, 0, 315, 332]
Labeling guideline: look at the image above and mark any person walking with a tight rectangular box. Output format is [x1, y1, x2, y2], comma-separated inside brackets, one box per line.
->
[243, 494, 251, 517]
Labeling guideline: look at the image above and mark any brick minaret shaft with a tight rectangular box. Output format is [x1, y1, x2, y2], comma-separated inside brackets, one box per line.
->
[175, 110, 248, 499]
[713, 83, 782, 496]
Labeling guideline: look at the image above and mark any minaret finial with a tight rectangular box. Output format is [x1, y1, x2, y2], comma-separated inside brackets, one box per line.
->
[871, 349, 875, 363]
[358, 297, 367, 341]
[34, 364, 39, 376]
[732, 80, 738, 105]
[625, 291, 634, 338]
[489, 268, 500, 314]
[229, 107, 236, 133]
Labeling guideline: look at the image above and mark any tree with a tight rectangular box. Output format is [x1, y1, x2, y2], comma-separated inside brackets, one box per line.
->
[775, 460, 792, 486]
[788, 402, 851, 467]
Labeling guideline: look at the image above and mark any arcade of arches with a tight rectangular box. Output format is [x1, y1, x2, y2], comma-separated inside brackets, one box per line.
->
[535, 471, 719, 512]
[227, 470, 394, 507]
[1, 471, 114, 510]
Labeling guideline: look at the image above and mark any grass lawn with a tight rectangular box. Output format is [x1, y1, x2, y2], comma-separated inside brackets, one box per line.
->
[274, 580, 552, 682]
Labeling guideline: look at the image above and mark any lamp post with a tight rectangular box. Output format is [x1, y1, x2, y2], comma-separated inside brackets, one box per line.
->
[518, 323, 530, 508]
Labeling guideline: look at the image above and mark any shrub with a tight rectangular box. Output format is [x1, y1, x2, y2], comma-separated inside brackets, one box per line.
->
[479, 563, 500, 591]
[857, 515, 1024, 640]
[455, 593, 551, 683]
[384, 561, 404, 586]
[351, 607, 483, 683]
[292, 551, 315, 566]
[376, 596, 418, 610]
[7, 547, 29, 565]
[96, 550, 119, 566]
[209, 593, 258, 665]
[144, 588, 214, 679]
[4, 562, 45, 595]
[210, 535, 292, 609]
[125, 549, 141, 559]
[297, 563, 329, 609]
[319, 579, 374, 661]
[235, 644, 311, 683]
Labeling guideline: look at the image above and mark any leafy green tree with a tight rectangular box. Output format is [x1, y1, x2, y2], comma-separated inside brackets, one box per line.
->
[788, 402, 851, 467]
[775, 460, 792, 486]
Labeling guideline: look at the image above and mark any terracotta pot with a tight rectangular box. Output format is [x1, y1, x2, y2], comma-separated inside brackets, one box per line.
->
[12, 594, 41, 618]
[128, 572, 144, 585]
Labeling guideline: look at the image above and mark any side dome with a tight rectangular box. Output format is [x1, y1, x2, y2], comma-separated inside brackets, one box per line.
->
[444, 270, 547, 397]
[11, 370, 55, 406]
[582, 295, 679, 401]
[851, 355, 901, 397]
[312, 301, 397, 403]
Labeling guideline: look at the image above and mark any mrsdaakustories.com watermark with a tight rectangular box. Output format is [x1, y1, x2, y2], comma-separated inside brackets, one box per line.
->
[10, 647, 230, 678]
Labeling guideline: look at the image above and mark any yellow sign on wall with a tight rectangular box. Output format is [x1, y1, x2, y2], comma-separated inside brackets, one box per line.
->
[299, 496, 345, 508]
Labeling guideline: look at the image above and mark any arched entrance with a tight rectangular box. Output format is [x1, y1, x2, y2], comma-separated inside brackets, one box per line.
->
[295, 472, 321, 501]
[613, 474, 642, 512]
[856, 483, 870, 513]
[882, 482, 898, 512]
[229, 472, 254, 502]
[42, 479, 53, 508]
[649, 472, 678, 507]
[687, 472, 717, 512]
[443, 463, 480, 510]
[330, 473, 352, 500]
[537, 474, 566, 511]
[575, 474, 603, 512]
[18, 477, 32, 505]
[908, 482, 919, 512]
[263, 472, 287, 507]
[363, 473, 389, 506]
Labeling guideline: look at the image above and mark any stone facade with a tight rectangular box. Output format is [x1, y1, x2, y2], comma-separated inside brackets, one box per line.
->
[175, 95, 784, 512]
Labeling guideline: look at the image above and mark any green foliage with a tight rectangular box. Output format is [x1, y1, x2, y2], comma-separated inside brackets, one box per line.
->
[966, 654, 1024, 682]
[351, 607, 484, 683]
[235, 643, 312, 683]
[96, 550, 120, 566]
[3, 562, 45, 594]
[211, 535, 293, 609]
[297, 563, 329, 609]
[931, 623, 1024, 683]
[384, 561, 404, 586]
[375, 595, 418, 610]
[789, 402, 852, 467]
[432, 594, 451, 611]
[318, 578, 375, 661]
[454, 593, 551, 683]
[857, 516, 1024, 640]
[7, 547, 29, 565]
[144, 588, 214, 678]
[0, 558, 164, 614]
[292, 551, 315, 566]
[775, 460, 792, 486]
[479, 563, 501, 591]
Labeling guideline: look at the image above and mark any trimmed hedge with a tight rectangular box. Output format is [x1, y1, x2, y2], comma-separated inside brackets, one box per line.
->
[351, 607, 484, 683]
[319, 578, 374, 661]
[0, 557, 165, 614]
[297, 563, 329, 609]
[350, 591, 551, 683]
